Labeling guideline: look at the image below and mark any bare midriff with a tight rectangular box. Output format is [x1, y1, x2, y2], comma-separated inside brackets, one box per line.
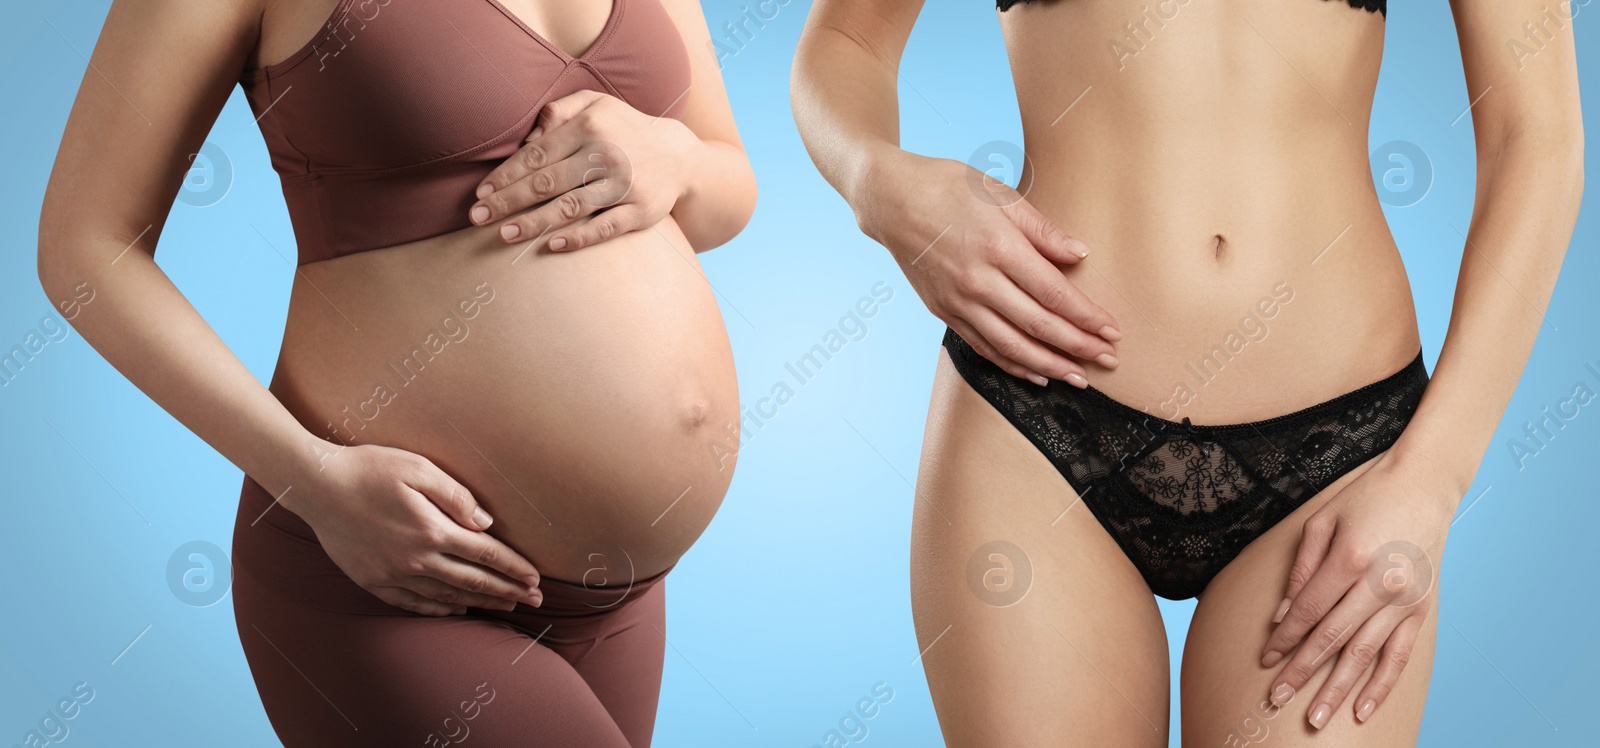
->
[269, 217, 738, 584]
[1001, 0, 1420, 424]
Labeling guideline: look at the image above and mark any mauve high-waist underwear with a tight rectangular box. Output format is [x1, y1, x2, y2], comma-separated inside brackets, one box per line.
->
[232, 476, 671, 747]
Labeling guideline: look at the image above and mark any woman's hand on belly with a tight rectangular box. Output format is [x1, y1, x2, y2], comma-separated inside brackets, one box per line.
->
[282, 443, 545, 616]
[856, 149, 1122, 387]
[467, 90, 695, 251]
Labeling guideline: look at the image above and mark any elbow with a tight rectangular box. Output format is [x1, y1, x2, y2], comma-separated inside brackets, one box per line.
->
[36, 207, 76, 305]
[1545, 129, 1585, 210]
[36, 207, 96, 308]
[37, 178, 87, 298]
[1554, 129, 1583, 209]
[1573, 160, 1586, 211]
[729, 175, 758, 242]
[36, 232, 86, 324]
[36, 227, 107, 328]
[684, 164, 758, 254]
[36, 197, 141, 314]
[687, 198, 756, 254]
[1553, 123, 1583, 181]
[1491, 125, 1584, 206]
[1570, 130, 1585, 202]
[1507, 117, 1582, 161]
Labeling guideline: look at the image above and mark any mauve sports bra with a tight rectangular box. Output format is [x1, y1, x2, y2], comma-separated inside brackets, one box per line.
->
[239, 0, 690, 265]
[997, 0, 1385, 15]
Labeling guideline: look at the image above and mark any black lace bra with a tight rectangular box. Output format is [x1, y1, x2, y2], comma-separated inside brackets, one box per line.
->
[997, 0, 1386, 15]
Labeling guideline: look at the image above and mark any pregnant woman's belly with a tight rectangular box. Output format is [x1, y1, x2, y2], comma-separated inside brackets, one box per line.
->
[269, 217, 738, 584]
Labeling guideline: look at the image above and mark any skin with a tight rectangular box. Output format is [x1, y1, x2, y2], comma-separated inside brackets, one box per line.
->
[39, 0, 755, 616]
[793, 0, 1581, 744]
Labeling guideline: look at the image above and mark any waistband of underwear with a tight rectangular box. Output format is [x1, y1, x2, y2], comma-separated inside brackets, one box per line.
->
[513, 565, 671, 616]
[238, 474, 671, 615]
[942, 326, 1427, 436]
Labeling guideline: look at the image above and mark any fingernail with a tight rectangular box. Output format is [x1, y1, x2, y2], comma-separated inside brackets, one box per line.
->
[472, 508, 493, 529]
[1051, 230, 1070, 253]
[1071, 239, 1090, 258]
[1262, 650, 1283, 668]
[1064, 372, 1088, 389]
[549, 236, 568, 251]
[470, 205, 490, 224]
[528, 126, 543, 140]
[1356, 699, 1375, 723]
[1309, 704, 1330, 730]
[1026, 372, 1049, 387]
[1095, 353, 1119, 369]
[524, 575, 540, 587]
[1273, 597, 1291, 623]
[476, 183, 495, 199]
[526, 591, 542, 604]
[1098, 325, 1123, 342]
[1270, 683, 1294, 707]
[500, 224, 521, 241]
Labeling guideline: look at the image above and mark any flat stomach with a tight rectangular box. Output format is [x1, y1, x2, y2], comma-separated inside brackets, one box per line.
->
[1003, 0, 1420, 423]
[271, 218, 738, 583]
[1032, 174, 1422, 425]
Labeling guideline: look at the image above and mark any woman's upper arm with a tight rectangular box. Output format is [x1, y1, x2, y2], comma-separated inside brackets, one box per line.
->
[1449, 0, 1583, 150]
[655, 0, 746, 149]
[800, 0, 927, 67]
[40, 0, 261, 262]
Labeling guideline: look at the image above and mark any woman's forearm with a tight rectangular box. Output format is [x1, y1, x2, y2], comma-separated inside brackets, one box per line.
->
[1389, 130, 1584, 503]
[37, 235, 323, 509]
[791, 6, 913, 211]
[672, 136, 756, 252]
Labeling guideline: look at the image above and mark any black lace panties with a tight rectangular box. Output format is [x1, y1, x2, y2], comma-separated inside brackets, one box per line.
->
[942, 328, 1427, 599]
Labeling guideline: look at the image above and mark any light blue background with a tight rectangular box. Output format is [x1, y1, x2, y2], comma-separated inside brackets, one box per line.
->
[0, 1, 1595, 746]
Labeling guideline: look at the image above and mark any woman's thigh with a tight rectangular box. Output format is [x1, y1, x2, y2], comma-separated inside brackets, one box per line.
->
[910, 351, 1171, 748]
[555, 580, 668, 748]
[1181, 454, 1438, 747]
[233, 566, 640, 747]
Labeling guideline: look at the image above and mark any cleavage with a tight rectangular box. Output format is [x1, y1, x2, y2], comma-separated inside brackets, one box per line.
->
[495, 0, 614, 58]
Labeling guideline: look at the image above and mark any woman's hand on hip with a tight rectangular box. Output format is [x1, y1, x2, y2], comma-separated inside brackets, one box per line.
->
[856, 149, 1121, 387]
[287, 444, 543, 616]
[1260, 452, 1454, 729]
[469, 90, 696, 250]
